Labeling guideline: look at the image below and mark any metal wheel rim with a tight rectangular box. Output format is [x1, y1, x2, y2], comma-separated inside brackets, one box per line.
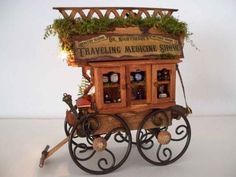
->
[68, 114, 132, 174]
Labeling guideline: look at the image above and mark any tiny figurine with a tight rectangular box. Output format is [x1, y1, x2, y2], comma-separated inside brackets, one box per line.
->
[130, 74, 134, 82]
[103, 75, 109, 83]
[136, 86, 145, 100]
[104, 92, 112, 103]
[158, 69, 170, 81]
[163, 69, 170, 81]
[158, 70, 163, 81]
[158, 85, 168, 98]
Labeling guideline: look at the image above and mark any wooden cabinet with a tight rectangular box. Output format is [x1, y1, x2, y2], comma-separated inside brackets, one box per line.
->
[94, 66, 126, 110]
[92, 60, 178, 112]
[127, 65, 152, 106]
[152, 64, 176, 104]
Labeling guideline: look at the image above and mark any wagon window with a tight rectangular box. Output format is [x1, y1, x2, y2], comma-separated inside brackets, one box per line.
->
[130, 71, 146, 101]
[157, 84, 170, 98]
[157, 68, 170, 99]
[102, 72, 121, 104]
[157, 69, 170, 81]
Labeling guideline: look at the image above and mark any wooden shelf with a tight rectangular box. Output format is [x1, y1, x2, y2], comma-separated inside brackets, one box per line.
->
[157, 81, 170, 84]
[130, 81, 145, 87]
[158, 96, 170, 99]
[103, 83, 120, 88]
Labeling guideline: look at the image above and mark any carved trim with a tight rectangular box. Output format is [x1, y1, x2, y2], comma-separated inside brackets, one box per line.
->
[53, 7, 178, 19]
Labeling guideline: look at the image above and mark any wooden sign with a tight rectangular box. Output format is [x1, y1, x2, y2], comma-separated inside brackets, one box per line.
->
[73, 34, 183, 63]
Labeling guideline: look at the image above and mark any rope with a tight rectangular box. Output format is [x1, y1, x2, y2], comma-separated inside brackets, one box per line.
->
[176, 64, 192, 115]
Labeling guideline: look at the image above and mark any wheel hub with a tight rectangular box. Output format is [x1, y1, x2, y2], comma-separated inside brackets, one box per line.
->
[93, 137, 107, 152]
[157, 131, 171, 145]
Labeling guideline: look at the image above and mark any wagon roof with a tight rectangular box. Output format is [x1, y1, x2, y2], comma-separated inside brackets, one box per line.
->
[53, 7, 178, 20]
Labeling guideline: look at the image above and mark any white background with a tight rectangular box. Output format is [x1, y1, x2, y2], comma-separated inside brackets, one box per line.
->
[1, 0, 236, 118]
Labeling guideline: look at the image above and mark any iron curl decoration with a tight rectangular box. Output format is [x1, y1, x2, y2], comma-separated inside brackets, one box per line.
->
[64, 120, 73, 136]
[114, 130, 129, 143]
[114, 128, 138, 145]
[136, 106, 191, 166]
[68, 113, 132, 175]
[81, 114, 100, 137]
[74, 143, 95, 161]
[97, 149, 116, 170]
[72, 138, 116, 170]
[156, 145, 172, 162]
[171, 124, 188, 141]
[105, 127, 125, 141]
[138, 129, 155, 150]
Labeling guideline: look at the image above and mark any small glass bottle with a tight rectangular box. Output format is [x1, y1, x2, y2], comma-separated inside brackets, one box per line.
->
[136, 87, 144, 100]
[104, 93, 112, 104]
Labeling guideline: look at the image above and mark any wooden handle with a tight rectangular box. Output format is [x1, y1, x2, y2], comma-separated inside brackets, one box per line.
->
[39, 145, 50, 168]
[62, 93, 78, 117]
[46, 137, 69, 158]
[39, 137, 69, 168]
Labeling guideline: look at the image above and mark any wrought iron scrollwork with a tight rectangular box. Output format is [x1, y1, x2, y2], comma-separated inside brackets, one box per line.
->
[136, 106, 191, 166]
[97, 149, 116, 170]
[171, 125, 188, 141]
[138, 129, 155, 150]
[64, 120, 73, 136]
[156, 145, 172, 162]
[114, 131, 129, 143]
[68, 114, 132, 175]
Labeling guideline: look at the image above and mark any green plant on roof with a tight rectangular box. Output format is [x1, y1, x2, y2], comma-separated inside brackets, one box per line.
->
[78, 76, 90, 96]
[44, 15, 192, 53]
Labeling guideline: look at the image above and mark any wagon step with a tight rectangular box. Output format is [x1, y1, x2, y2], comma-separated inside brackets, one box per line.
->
[39, 137, 69, 168]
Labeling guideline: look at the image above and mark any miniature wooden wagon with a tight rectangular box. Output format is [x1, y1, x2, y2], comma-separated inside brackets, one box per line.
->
[40, 7, 192, 175]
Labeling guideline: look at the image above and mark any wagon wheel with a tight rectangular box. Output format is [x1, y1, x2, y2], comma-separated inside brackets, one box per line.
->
[68, 114, 132, 174]
[136, 106, 191, 165]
